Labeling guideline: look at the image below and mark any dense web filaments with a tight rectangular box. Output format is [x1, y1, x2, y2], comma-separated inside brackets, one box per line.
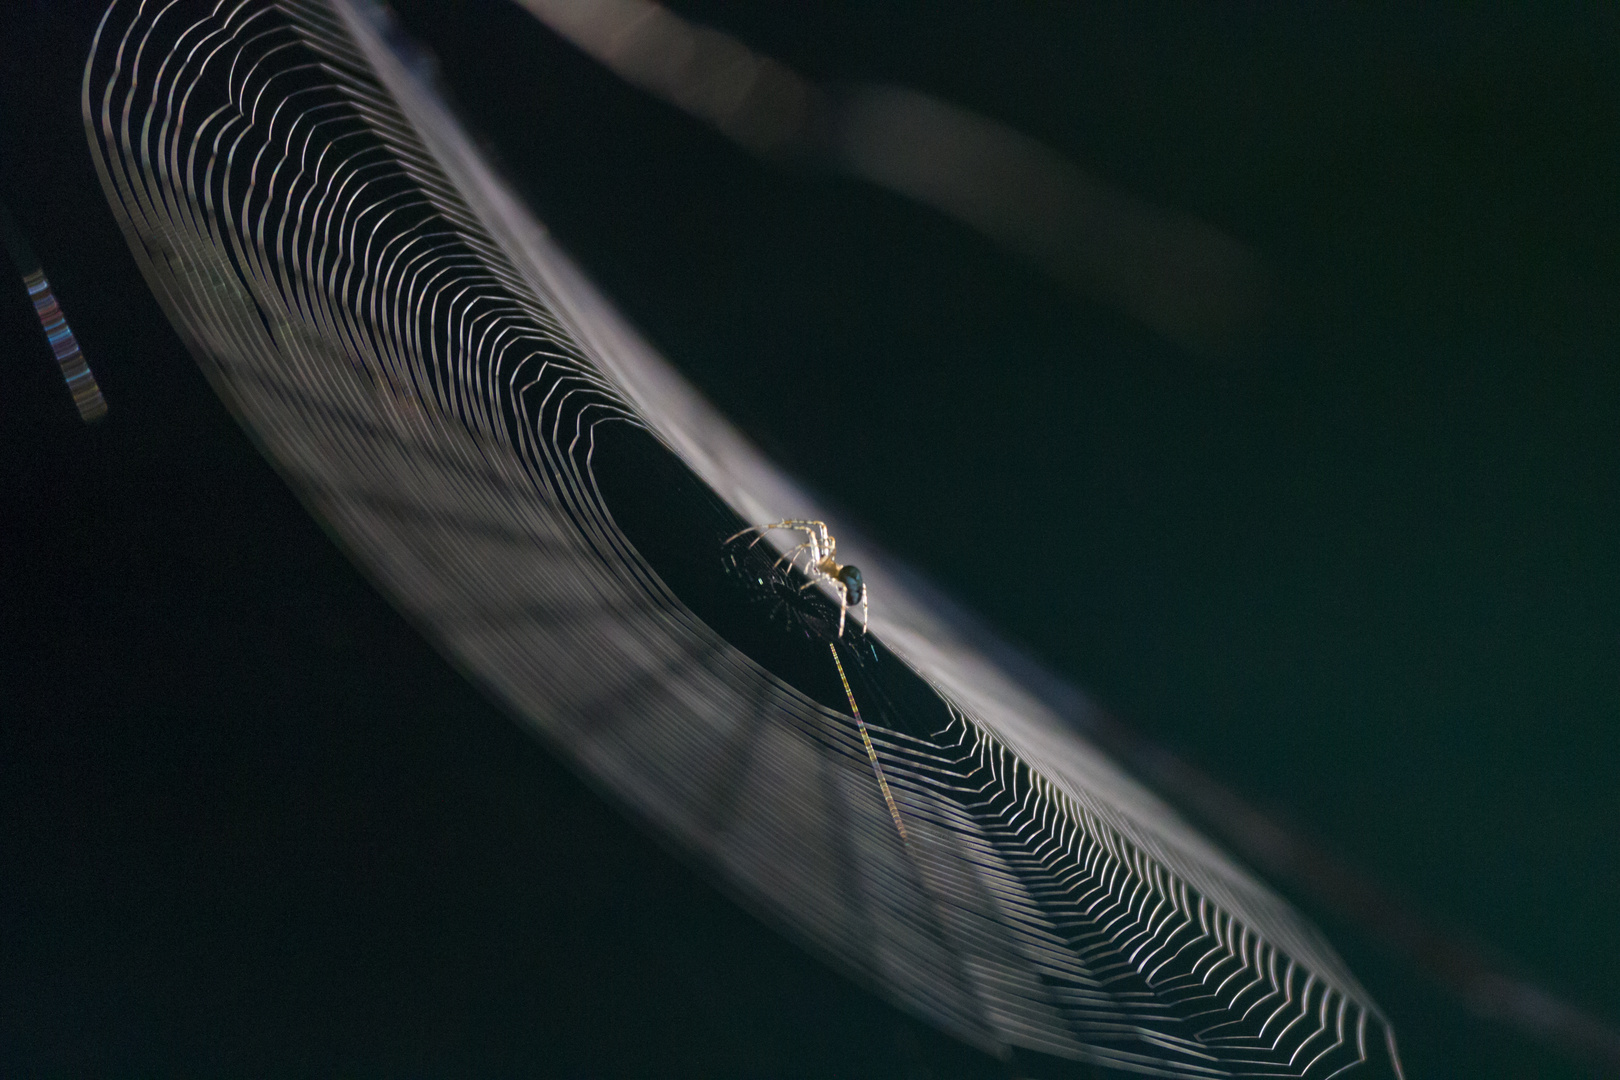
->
[82, 1, 1402, 1075]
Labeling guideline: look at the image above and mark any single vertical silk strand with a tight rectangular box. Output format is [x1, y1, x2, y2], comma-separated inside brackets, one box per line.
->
[830, 643, 907, 842]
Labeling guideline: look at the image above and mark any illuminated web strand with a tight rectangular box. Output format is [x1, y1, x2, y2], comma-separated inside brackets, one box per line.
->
[830, 643, 906, 843]
[1, 199, 106, 422]
[23, 270, 108, 422]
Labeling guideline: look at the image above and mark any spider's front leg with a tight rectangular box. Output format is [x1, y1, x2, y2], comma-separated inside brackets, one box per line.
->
[727, 521, 821, 561]
[725, 521, 782, 548]
[776, 543, 816, 575]
[727, 521, 830, 577]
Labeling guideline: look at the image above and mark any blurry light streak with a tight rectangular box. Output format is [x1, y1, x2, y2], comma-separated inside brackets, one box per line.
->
[510, 0, 1268, 356]
[1, 200, 106, 421]
[23, 270, 107, 422]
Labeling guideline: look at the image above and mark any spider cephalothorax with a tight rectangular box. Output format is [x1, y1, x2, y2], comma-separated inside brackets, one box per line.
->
[726, 519, 869, 637]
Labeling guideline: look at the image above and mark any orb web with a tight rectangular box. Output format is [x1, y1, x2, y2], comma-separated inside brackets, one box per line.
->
[81, 1, 1404, 1075]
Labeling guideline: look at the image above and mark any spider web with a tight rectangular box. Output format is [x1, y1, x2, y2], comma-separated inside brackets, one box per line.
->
[81, 1, 1404, 1075]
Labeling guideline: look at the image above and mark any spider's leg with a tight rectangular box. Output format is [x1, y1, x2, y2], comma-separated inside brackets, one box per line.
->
[775, 542, 813, 572]
[858, 585, 870, 633]
[724, 522, 773, 546]
[747, 525, 792, 551]
[774, 521, 827, 564]
[768, 525, 820, 562]
[726, 520, 806, 547]
[837, 590, 847, 637]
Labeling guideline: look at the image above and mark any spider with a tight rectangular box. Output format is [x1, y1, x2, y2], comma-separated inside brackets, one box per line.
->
[726, 519, 868, 637]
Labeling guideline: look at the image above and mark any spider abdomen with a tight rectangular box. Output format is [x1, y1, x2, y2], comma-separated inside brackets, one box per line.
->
[837, 564, 864, 605]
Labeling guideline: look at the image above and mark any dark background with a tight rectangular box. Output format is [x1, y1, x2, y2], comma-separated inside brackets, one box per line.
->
[4, 1, 1618, 1076]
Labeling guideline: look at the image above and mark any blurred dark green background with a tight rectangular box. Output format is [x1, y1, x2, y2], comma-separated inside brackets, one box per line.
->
[3, 2, 1617, 1077]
